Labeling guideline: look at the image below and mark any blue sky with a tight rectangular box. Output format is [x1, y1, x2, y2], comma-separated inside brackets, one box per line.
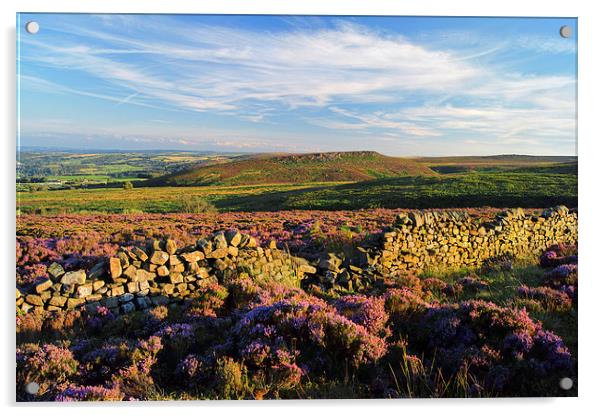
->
[17, 14, 577, 156]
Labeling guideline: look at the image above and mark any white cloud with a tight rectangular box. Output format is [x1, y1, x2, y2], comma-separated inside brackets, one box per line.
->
[18, 16, 577, 154]
[20, 20, 485, 111]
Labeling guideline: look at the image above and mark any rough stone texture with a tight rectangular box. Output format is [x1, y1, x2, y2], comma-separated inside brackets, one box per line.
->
[109, 257, 122, 279]
[165, 239, 178, 255]
[34, 278, 53, 293]
[16, 207, 577, 315]
[47, 262, 65, 279]
[371, 206, 577, 274]
[60, 270, 86, 285]
[17, 229, 314, 315]
[150, 250, 169, 265]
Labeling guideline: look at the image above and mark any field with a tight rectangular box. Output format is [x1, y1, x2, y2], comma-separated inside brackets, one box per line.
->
[16, 151, 578, 400]
[18, 171, 576, 214]
[17, 150, 240, 190]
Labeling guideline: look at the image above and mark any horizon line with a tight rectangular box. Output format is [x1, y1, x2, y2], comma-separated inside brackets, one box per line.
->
[16, 146, 578, 159]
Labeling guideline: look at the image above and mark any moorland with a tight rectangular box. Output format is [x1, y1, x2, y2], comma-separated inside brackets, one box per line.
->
[16, 150, 578, 400]
[16, 150, 577, 214]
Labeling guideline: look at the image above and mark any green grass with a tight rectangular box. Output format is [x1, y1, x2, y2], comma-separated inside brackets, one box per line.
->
[17, 150, 242, 189]
[215, 172, 577, 211]
[17, 171, 576, 214]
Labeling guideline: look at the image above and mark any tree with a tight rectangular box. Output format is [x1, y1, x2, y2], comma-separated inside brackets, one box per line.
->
[123, 181, 134, 190]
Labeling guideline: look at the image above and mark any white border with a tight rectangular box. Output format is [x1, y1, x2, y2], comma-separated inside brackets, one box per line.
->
[2, 1, 601, 414]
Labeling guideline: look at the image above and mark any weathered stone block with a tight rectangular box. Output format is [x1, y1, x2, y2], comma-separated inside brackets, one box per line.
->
[119, 293, 135, 303]
[165, 239, 178, 255]
[120, 302, 135, 314]
[207, 248, 228, 259]
[61, 270, 86, 285]
[47, 262, 65, 278]
[156, 265, 169, 277]
[225, 230, 242, 247]
[76, 284, 93, 298]
[109, 257, 122, 279]
[67, 298, 85, 309]
[181, 251, 204, 263]
[35, 278, 53, 293]
[26, 294, 44, 306]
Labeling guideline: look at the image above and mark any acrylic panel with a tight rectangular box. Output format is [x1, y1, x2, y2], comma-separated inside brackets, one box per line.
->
[16, 14, 578, 401]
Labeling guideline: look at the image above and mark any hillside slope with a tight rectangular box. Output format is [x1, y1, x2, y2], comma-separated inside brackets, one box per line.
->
[413, 155, 577, 174]
[147, 151, 436, 186]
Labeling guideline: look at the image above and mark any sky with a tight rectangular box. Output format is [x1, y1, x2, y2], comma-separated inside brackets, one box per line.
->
[17, 14, 577, 156]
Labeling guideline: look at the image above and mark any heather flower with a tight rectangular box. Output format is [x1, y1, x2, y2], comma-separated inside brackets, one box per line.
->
[529, 330, 573, 373]
[333, 294, 390, 337]
[136, 336, 163, 356]
[270, 361, 305, 390]
[175, 354, 210, 386]
[383, 288, 429, 326]
[456, 276, 489, 292]
[503, 332, 534, 359]
[516, 285, 572, 311]
[17, 343, 79, 395]
[241, 340, 272, 366]
[184, 283, 229, 318]
[560, 285, 577, 300]
[86, 306, 115, 331]
[155, 323, 194, 340]
[543, 264, 578, 288]
[540, 245, 578, 268]
[539, 250, 558, 268]
[235, 294, 387, 376]
[111, 336, 163, 400]
[56, 384, 124, 401]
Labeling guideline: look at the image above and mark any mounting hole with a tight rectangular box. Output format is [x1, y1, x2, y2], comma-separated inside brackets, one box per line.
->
[25, 382, 40, 395]
[559, 25, 572, 38]
[25, 21, 39, 34]
[559, 377, 573, 390]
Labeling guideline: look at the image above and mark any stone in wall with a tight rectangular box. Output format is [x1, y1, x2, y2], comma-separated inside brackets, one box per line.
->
[304, 206, 577, 292]
[16, 229, 316, 316]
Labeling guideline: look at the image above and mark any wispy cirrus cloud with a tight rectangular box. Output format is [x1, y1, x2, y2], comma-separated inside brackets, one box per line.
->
[18, 14, 577, 155]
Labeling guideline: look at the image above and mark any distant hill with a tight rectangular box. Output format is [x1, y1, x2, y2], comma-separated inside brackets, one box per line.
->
[146, 151, 436, 186]
[414, 155, 577, 174]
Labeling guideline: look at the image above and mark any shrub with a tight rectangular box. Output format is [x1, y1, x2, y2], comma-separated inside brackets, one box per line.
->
[17, 343, 79, 397]
[383, 288, 430, 331]
[543, 264, 578, 288]
[234, 293, 387, 378]
[179, 196, 217, 214]
[183, 283, 229, 318]
[214, 357, 250, 399]
[333, 295, 390, 337]
[111, 336, 163, 400]
[402, 300, 573, 395]
[517, 285, 572, 311]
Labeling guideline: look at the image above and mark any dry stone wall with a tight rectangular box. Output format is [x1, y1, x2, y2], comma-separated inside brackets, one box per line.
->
[16, 230, 316, 316]
[372, 205, 577, 273]
[306, 206, 577, 291]
[16, 206, 578, 315]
